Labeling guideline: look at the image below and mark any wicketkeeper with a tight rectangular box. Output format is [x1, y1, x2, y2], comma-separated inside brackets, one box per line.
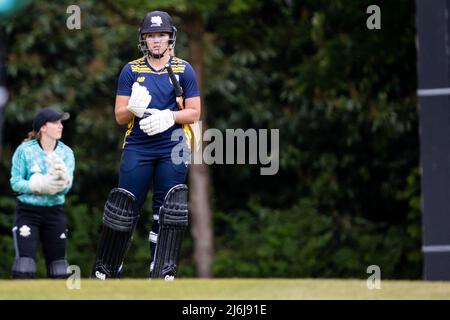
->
[10, 107, 75, 279]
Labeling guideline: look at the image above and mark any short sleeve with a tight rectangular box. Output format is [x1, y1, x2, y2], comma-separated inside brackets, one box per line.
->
[116, 64, 134, 96]
[181, 63, 200, 99]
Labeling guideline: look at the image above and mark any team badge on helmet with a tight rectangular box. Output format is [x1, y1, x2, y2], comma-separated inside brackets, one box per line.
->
[138, 11, 177, 58]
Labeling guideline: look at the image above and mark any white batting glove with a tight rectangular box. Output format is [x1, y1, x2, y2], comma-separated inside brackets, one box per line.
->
[139, 108, 175, 136]
[127, 82, 152, 118]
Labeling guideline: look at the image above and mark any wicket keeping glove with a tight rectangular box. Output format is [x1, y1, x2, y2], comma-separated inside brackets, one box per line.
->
[127, 82, 152, 118]
[139, 108, 175, 136]
[29, 173, 67, 195]
[46, 153, 70, 185]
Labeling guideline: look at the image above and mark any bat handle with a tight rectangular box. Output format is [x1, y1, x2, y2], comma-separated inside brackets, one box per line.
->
[165, 63, 183, 97]
[143, 109, 152, 118]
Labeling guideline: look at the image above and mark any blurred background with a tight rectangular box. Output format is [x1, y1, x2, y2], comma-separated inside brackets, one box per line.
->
[0, 0, 419, 279]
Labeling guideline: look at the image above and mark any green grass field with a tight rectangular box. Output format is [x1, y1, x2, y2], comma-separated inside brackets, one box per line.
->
[1, 279, 450, 299]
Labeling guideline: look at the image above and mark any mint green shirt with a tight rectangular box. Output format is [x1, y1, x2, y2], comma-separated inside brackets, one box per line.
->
[10, 139, 75, 206]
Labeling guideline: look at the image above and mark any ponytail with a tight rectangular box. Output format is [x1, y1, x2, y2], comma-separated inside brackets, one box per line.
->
[23, 130, 41, 142]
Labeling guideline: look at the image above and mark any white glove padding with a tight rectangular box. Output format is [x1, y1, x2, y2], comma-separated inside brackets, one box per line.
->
[127, 82, 152, 118]
[46, 153, 70, 183]
[46, 152, 65, 168]
[50, 163, 69, 182]
[139, 108, 175, 136]
[29, 173, 67, 195]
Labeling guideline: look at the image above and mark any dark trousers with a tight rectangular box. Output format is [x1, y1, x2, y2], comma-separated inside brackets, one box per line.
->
[118, 148, 188, 268]
[12, 201, 68, 269]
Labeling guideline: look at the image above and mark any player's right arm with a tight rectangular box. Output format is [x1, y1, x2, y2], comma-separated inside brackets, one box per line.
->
[115, 84, 152, 125]
[10, 145, 31, 194]
[115, 63, 134, 126]
[115, 63, 151, 126]
[115, 95, 132, 126]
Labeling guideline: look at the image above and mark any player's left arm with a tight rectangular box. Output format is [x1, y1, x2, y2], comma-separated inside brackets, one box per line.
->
[61, 147, 75, 194]
[173, 96, 201, 124]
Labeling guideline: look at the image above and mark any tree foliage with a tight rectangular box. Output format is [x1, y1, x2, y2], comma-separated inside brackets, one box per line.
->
[0, 0, 420, 278]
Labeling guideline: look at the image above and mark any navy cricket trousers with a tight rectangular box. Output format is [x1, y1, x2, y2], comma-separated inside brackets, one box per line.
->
[118, 148, 188, 270]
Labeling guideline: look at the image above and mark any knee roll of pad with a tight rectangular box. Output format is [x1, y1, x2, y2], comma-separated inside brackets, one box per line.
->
[103, 188, 140, 232]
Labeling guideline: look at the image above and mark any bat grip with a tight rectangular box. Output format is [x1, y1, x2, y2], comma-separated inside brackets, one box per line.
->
[143, 110, 151, 118]
[165, 63, 183, 97]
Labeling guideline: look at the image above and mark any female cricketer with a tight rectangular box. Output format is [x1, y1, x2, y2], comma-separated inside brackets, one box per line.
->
[10, 107, 75, 278]
[92, 10, 201, 280]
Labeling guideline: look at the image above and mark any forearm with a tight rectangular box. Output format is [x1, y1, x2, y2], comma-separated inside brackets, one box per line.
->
[10, 177, 31, 194]
[173, 108, 200, 124]
[62, 159, 75, 195]
[10, 150, 31, 194]
[62, 178, 73, 195]
[174, 96, 201, 124]
[115, 104, 135, 126]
